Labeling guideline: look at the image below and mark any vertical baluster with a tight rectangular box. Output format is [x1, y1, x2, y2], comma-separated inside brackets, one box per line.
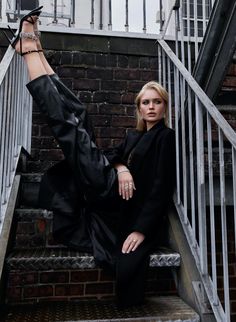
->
[207, 112, 218, 305]
[162, 48, 166, 88]
[2, 75, 9, 203]
[180, 76, 188, 223]
[8, 60, 14, 181]
[179, 0, 186, 67]
[218, 128, 230, 320]
[193, 0, 198, 61]
[108, 0, 112, 30]
[99, 0, 103, 30]
[52, 0, 58, 24]
[125, 0, 129, 32]
[174, 6, 180, 59]
[6, 66, 12, 189]
[202, 0, 206, 34]
[143, 0, 146, 33]
[158, 44, 162, 85]
[159, 0, 164, 32]
[186, 0, 192, 72]
[233, 147, 236, 258]
[70, 0, 75, 26]
[174, 66, 180, 205]
[11, 56, 17, 163]
[0, 85, 3, 212]
[187, 86, 196, 240]
[167, 58, 172, 128]
[90, 0, 95, 29]
[195, 98, 207, 274]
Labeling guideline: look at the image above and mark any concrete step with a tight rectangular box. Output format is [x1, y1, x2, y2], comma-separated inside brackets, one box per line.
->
[2, 296, 200, 322]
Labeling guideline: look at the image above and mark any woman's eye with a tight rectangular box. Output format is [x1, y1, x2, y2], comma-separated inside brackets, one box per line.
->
[154, 99, 162, 104]
[142, 100, 149, 105]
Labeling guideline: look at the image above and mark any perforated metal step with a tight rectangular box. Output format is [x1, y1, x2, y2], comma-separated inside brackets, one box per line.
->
[2, 296, 200, 322]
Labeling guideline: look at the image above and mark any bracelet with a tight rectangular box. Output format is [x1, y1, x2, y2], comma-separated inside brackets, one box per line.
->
[117, 169, 130, 175]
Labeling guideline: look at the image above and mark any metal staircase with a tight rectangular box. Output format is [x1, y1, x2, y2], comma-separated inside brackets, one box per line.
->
[0, 0, 236, 321]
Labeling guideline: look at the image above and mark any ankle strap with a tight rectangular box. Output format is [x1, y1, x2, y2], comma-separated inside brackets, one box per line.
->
[20, 32, 38, 41]
[21, 49, 41, 56]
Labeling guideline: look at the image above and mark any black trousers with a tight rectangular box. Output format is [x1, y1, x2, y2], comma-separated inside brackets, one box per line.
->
[27, 74, 153, 308]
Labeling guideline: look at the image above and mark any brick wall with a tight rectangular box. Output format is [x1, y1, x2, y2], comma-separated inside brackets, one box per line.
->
[28, 33, 160, 172]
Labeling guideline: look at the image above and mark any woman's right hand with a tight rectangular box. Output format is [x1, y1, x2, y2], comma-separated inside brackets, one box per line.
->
[117, 169, 136, 200]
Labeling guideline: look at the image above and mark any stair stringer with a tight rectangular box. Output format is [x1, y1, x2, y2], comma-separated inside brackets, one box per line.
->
[167, 202, 220, 322]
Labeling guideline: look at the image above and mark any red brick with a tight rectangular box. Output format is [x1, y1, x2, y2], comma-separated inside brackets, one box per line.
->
[24, 285, 53, 298]
[99, 104, 126, 115]
[7, 287, 22, 300]
[55, 284, 84, 296]
[40, 271, 69, 284]
[73, 79, 99, 91]
[99, 269, 114, 282]
[9, 273, 38, 286]
[114, 69, 140, 80]
[87, 68, 113, 80]
[90, 115, 111, 126]
[222, 76, 236, 88]
[101, 80, 127, 91]
[111, 116, 136, 127]
[121, 92, 135, 104]
[71, 270, 99, 283]
[85, 282, 114, 295]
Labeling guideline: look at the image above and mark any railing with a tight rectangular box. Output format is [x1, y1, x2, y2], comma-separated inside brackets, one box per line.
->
[0, 48, 32, 236]
[157, 37, 236, 322]
[2, 0, 214, 41]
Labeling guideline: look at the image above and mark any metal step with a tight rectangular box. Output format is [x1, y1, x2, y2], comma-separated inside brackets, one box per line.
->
[2, 296, 200, 322]
[6, 247, 181, 271]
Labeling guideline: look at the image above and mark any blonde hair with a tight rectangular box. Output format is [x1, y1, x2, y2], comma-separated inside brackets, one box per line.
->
[135, 81, 169, 131]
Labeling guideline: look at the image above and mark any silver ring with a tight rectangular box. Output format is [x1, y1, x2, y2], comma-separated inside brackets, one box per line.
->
[132, 239, 137, 242]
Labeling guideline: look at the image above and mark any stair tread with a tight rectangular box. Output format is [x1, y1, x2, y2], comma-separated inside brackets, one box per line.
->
[7, 247, 181, 270]
[2, 296, 199, 322]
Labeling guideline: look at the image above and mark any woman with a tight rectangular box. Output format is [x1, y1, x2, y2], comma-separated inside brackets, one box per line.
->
[7, 9, 176, 308]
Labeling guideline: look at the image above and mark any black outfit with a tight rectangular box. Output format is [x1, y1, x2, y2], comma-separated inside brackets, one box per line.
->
[27, 74, 175, 307]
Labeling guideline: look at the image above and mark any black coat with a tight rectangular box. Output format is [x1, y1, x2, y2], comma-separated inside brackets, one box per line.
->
[27, 74, 175, 307]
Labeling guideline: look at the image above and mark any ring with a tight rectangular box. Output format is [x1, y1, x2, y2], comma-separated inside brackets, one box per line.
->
[132, 239, 137, 242]
[129, 182, 133, 186]
[124, 187, 129, 191]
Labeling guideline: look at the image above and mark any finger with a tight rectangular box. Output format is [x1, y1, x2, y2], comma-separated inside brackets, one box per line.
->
[126, 239, 137, 253]
[122, 237, 133, 253]
[131, 241, 141, 252]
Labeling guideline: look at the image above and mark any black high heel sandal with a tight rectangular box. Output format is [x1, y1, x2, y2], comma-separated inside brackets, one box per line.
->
[3, 6, 43, 55]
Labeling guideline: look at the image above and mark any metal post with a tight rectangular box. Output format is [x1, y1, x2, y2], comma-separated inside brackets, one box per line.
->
[218, 128, 230, 321]
[125, 0, 129, 32]
[195, 98, 207, 274]
[52, 0, 58, 24]
[143, 0, 146, 33]
[99, 0, 103, 30]
[90, 0, 95, 29]
[70, 0, 75, 25]
[108, 0, 112, 30]
[159, 0, 164, 32]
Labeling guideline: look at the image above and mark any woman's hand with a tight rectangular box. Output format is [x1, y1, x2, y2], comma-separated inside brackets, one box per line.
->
[115, 165, 136, 200]
[122, 231, 145, 253]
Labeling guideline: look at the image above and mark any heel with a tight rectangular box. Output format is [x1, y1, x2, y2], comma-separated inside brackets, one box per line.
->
[2, 31, 11, 44]
[7, 25, 15, 36]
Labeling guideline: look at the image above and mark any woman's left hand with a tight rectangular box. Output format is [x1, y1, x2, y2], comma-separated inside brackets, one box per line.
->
[122, 231, 145, 254]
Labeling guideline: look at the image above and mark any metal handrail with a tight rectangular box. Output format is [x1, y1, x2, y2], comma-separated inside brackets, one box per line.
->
[157, 37, 236, 322]
[0, 48, 32, 236]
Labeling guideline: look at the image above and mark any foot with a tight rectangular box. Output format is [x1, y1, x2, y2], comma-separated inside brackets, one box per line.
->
[14, 16, 38, 55]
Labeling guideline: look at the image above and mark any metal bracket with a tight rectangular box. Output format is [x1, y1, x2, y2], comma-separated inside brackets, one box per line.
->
[192, 281, 213, 314]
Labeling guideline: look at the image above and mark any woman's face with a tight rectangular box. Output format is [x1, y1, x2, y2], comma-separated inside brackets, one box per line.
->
[139, 88, 166, 130]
